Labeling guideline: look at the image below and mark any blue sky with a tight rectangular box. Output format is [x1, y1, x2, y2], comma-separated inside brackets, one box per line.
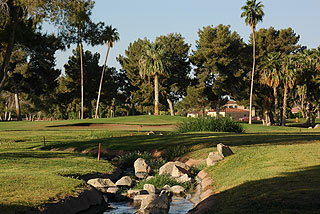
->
[54, 0, 320, 72]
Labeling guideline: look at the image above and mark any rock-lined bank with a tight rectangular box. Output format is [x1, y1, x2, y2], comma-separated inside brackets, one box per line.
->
[38, 143, 234, 214]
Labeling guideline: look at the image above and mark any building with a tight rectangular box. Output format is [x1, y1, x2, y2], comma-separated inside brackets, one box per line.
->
[207, 100, 255, 121]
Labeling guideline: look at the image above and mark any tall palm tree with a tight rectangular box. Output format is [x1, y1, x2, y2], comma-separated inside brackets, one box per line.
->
[94, 26, 119, 119]
[260, 52, 281, 124]
[139, 42, 167, 115]
[241, 0, 264, 124]
[281, 55, 297, 126]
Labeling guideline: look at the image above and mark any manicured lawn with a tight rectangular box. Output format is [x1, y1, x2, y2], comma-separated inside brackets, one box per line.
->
[1, 116, 320, 213]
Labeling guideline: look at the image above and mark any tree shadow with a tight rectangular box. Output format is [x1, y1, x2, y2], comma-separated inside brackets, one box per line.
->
[191, 165, 320, 214]
[40, 132, 320, 153]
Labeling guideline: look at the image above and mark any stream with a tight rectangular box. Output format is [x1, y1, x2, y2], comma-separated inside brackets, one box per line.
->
[104, 196, 194, 214]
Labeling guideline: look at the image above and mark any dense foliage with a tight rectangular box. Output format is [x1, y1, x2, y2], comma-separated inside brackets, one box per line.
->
[177, 117, 245, 133]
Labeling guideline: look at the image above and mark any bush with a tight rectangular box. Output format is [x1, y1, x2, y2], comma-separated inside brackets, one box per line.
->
[176, 117, 245, 133]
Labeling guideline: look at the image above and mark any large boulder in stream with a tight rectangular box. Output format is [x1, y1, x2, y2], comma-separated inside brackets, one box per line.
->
[138, 190, 170, 214]
[159, 161, 190, 177]
[87, 178, 116, 193]
[115, 176, 133, 187]
[134, 158, 151, 179]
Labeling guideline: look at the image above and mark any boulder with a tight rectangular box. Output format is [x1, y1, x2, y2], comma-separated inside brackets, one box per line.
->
[315, 124, 320, 129]
[134, 158, 151, 179]
[217, 143, 233, 158]
[206, 152, 223, 166]
[106, 186, 119, 194]
[139, 190, 170, 214]
[143, 184, 157, 194]
[115, 176, 133, 187]
[159, 161, 190, 177]
[127, 189, 148, 199]
[170, 185, 185, 196]
[176, 174, 191, 183]
[87, 178, 116, 193]
[134, 194, 154, 207]
[162, 185, 171, 191]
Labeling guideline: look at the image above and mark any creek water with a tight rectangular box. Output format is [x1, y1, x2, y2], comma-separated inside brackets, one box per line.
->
[104, 196, 194, 214]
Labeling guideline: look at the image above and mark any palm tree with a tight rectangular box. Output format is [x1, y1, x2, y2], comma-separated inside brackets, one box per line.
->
[260, 52, 281, 124]
[94, 26, 119, 119]
[281, 55, 297, 126]
[241, 0, 264, 124]
[139, 42, 168, 115]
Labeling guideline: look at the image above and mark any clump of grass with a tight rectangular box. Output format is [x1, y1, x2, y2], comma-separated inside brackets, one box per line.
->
[177, 117, 245, 133]
[161, 145, 191, 161]
[190, 162, 207, 176]
[135, 174, 191, 190]
[118, 151, 165, 171]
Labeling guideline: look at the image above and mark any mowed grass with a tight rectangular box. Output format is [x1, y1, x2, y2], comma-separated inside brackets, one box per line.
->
[1, 116, 320, 213]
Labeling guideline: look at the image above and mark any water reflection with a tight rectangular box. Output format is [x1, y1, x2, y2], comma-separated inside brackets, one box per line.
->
[104, 197, 194, 214]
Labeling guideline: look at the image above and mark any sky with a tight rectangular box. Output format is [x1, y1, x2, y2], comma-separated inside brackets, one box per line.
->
[53, 0, 320, 72]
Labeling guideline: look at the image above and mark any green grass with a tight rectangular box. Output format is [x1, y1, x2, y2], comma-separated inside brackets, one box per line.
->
[204, 142, 320, 213]
[1, 116, 320, 213]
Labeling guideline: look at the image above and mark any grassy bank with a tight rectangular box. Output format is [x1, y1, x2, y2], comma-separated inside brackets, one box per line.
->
[1, 116, 320, 213]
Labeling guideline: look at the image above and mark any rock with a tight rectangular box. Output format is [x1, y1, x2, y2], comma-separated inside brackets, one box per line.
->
[159, 161, 191, 177]
[162, 185, 171, 191]
[106, 186, 119, 194]
[146, 176, 154, 181]
[308, 127, 313, 129]
[87, 178, 116, 193]
[170, 185, 185, 196]
[315, 124, 320, 129]
[115, 176, 133, 187]
[134, 158, 151, 179]
[143, 184, 157, 194]
[185, 158, 205, 167]
[200, 189, 213, 201]
[197, 170, 209, 180]
[134, 194, 153, 207]
[176, 174, 191, 183]
[217, 143, 233, 158]
[147, 131, 155, 135]
[127, 189, 148, 199]
[206, 152, 224, 166]
[201, 177, 212, 193]
[139, 190, 170, 214]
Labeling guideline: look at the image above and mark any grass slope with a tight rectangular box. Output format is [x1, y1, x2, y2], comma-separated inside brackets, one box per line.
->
[1, 116, 320, 213]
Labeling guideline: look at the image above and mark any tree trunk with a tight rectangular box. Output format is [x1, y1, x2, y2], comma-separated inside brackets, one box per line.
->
[166, 97, 174, 116]
[312, 111, 316, 126]
[281, 84, 288, 126]
[14, 86, 21, 121]
[249, 26, 256, 125]
[0, 6, 19, 92]
[79, 29, 84, 120]
[95, 42, 111, 119]
[154, 74, 159, 115]
[273, 87, 279, 125]
[216, 96, 221, 118]
[305, 102, 311, 126]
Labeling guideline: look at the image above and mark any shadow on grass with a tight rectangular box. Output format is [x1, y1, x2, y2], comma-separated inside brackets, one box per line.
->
[0, 151, 86, 160]
[40, 132, 320, 153]
[0, 205, 36, 214]
[192, 165, 320, 214]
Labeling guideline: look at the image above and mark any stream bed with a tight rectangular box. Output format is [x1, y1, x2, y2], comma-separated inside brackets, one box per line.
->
[104, 196, 194, 214]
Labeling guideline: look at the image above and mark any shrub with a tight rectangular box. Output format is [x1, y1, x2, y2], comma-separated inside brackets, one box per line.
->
[176, 117, 245, 133]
